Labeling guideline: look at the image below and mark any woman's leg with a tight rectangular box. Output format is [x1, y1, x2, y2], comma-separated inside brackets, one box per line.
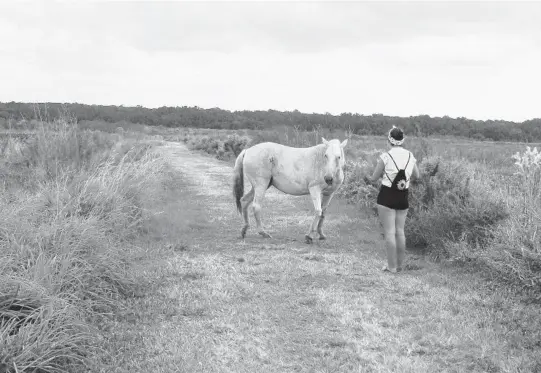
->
[395, 209, 409, 270]
[376, 204, 397, 271]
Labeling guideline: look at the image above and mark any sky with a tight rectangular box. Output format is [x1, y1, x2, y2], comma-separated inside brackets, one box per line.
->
[0, 1, 540, 122]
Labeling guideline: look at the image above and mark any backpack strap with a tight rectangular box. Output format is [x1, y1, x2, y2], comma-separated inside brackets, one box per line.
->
[388, 151, 411, 170]
[404, 152, 411, 180]
[384, 151, 412, 184]
[383, 152, 394, 184]
[387, 152, 400, 171]
[384, 170, 393, 184]
[405, 152, 411, 169]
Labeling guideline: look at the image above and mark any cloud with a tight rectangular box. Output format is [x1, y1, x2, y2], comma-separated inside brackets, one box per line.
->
[0, 1, 540, 121]
[4, 1, 539, 55]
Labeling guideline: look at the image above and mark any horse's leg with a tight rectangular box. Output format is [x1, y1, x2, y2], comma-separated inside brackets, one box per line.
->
[305, 186, 322, 244]
[240, 187, 255, 238]
[252, 180, 272, 238]
[317, 192, 335, 240]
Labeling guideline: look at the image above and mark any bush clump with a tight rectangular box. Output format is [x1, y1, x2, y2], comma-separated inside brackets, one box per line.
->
[185, 133, 251, 160]
[406, 156, 509, 255]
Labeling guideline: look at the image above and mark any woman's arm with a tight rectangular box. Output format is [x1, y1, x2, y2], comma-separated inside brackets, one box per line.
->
[364, 157, 385, 183]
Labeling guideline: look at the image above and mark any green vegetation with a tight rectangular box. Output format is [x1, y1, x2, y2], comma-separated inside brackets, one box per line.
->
[1, 101, 541, 142]
[0, 116, 168, 372]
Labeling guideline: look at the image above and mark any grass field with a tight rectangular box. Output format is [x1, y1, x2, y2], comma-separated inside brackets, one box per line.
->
[1, 119, 540, 372]
[94, 141, 541, 373]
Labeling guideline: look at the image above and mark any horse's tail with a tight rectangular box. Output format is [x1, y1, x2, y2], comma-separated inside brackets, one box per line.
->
[233, 149, 246, 214]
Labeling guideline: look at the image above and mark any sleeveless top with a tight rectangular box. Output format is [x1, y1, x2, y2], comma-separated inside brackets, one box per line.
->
[379, 147, 417, 189]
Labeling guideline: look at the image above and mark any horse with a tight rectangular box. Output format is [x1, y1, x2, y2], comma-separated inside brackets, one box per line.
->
[232, 137, 348, 243]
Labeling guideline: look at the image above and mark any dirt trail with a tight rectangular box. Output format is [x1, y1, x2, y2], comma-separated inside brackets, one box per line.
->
[100, 142, 541, 373]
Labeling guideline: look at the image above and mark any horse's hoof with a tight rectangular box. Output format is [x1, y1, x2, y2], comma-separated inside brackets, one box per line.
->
[305, 235, 313, 244]
[241, 226, 249, 239]
[319, 234, 327, 241]
[259, 231, 272, 238]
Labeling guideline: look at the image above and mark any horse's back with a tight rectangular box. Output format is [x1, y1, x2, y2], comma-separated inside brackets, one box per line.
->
[248, 141, 295, 152]
[242, 141, 323, 195]
[247, 142, 319, 157]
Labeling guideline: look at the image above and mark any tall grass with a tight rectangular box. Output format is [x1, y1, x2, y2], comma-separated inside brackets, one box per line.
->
[0, 116, 167, 371]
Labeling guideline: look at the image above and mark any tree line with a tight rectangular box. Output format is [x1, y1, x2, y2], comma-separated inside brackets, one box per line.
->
[1, 101, 540, 142]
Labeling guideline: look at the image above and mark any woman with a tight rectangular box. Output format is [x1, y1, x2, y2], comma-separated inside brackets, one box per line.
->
[363, 126, 420, 273]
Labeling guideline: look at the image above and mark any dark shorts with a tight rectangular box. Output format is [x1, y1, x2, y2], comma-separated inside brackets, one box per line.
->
[377, 185, 409, 210]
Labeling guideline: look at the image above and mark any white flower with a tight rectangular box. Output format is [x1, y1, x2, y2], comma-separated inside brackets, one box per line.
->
[513, 146, 541, 175]
[397, 179, 407, 190]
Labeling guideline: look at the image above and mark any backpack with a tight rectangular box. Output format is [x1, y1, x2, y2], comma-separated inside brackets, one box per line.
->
[384, 151, 411, 191]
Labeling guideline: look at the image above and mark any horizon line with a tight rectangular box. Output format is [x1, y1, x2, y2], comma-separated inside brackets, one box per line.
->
[0, 100, 539, 125]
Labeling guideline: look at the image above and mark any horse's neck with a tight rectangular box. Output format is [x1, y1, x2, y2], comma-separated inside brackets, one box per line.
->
[311, 143, 326, 154]
[310, 144, 327, 168]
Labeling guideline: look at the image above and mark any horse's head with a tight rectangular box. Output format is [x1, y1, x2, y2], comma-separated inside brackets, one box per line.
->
[321, 137, 348, 186]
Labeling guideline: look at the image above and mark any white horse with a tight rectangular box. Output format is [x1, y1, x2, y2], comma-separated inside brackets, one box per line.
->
[233, 137, 348, 243]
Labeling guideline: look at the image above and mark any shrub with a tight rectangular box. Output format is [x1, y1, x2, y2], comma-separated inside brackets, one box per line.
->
[337, 157, 380, 209]
[406, 156, 509, 256]
[223, 134, 251, 157]
[183, 132, 252, 160]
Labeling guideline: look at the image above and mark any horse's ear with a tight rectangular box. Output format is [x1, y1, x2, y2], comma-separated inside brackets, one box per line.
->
[340, 139, 348, 148]
[321, 137, 329, 145]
